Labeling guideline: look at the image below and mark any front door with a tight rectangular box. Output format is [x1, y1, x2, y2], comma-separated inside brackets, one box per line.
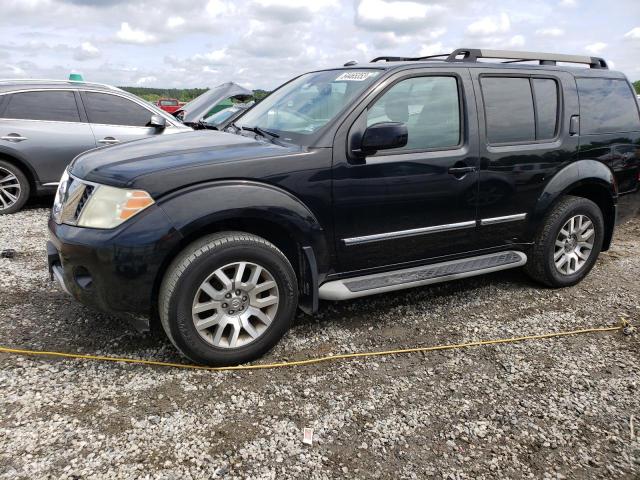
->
[332, 69, 480, 273]
[80, 91, 166, 146]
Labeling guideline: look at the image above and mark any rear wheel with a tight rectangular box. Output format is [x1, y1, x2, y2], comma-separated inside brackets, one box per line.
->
[0, 160, 30, 214]
[159, 232, 298, 366]
[525, 195, 604, 287]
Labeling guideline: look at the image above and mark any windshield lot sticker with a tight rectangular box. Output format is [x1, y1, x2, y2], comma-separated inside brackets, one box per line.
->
[336, 71, 378, 81]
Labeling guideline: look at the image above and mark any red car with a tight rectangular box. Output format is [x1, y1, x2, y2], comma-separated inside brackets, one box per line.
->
[156, 98, 184, 114]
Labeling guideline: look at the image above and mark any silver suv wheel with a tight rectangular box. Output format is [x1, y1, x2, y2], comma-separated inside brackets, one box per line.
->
[191, 261, 279, 349]
[0, 166, 21, 211]
[554, 214, 595, 275]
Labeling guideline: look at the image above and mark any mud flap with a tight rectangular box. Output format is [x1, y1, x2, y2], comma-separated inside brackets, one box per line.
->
[298, 246, 319, 315]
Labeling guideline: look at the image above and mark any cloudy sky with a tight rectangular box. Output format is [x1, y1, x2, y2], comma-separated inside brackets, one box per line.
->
[1, 0, 639, 90]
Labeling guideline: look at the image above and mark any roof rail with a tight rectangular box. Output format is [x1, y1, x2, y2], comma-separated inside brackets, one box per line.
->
[370, 48, 608, 69]
[445, 48, 608, 69]
[0, 78, 123, 90]
[370, 53, 449, 63]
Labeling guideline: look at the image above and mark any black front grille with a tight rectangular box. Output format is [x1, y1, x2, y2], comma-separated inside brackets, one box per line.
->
[73, 185, 94, 221]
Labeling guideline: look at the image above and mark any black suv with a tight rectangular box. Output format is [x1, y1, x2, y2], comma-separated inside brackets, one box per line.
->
[47, 49, 640, 366]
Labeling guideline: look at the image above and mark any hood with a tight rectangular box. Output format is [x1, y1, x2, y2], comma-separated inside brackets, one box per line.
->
[176, 82, 252, 124]
[70, 130, 302, 196]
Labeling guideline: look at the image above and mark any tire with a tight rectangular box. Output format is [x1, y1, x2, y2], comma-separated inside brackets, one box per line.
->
[0, 160, 30, 214]
[159, 232, 298, 366]
[525, 195, 604, 288]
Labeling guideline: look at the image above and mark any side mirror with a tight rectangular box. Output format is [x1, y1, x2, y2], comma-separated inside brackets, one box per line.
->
[360, 122, 408, 155]
[149, 114, 167, 129]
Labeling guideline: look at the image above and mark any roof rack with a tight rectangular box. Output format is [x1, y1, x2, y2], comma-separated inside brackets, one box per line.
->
[369, 48, 608, 69]
[370, 53, 449, 63]
[446, 48, 608, 69]
[0, 78, 123, 90]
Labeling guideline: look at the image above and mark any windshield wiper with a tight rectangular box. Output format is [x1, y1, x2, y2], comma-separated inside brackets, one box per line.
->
[226, 121, 241, 133]
[241, 125, 280, 139]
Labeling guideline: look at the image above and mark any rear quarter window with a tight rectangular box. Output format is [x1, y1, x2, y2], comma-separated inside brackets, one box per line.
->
[577, 78, 640, 134]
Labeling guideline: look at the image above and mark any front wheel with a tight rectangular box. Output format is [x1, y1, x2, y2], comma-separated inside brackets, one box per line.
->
[159, 232, 298, 366]
[525, 195, 604, 287]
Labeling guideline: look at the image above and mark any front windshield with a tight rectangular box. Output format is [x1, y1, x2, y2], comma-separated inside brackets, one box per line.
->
[236, 69, 382, 142]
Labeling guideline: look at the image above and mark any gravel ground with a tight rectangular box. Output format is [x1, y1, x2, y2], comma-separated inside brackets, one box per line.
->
[0, 202, 639, 479]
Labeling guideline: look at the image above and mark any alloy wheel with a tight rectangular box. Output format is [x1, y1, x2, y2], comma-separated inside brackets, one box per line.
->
[0, 167, 21, 211]
[191, 261, 279, 348]
[554, 214, 595, 275]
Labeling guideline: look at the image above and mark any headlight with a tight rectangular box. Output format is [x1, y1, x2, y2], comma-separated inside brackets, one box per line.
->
[76, 185, 155, 229]
[52, 170, 70, 224]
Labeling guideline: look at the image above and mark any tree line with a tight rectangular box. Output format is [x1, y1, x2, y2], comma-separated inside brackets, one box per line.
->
[119, 86, 270, 103]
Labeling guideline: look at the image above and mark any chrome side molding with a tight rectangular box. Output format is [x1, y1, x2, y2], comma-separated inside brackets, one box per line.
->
[480, 213, 527, 226]
[343, 214, 527, 246]
[343, 220, 476, 246]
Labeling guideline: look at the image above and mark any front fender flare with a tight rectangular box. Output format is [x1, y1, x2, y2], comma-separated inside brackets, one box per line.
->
[157, 179, 331, 275]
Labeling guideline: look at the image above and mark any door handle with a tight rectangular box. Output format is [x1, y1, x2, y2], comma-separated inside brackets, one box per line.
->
[448, 166, 477, 177]
[98, 137, 119, 145]
[569, 115, 580, 136]
[0, 133, 28, 142]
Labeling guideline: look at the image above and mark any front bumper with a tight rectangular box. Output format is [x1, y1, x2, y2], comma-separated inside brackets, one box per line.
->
[47, 204, 183, 315]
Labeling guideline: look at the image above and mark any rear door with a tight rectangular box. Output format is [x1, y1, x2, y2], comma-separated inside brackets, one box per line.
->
[0, 89, 96, 185]
[80, 91, 169, 146]
[470, 69, 579, 248]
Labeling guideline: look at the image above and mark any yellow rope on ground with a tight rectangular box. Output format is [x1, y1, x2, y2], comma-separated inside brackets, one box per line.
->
[0, 320, 632, 372]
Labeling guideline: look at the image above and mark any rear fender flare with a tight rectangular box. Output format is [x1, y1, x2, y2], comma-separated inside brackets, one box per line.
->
[526, 159, 616, 241]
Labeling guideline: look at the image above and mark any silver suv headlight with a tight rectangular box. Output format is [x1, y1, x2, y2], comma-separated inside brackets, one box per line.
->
[53, 171, 155, 229]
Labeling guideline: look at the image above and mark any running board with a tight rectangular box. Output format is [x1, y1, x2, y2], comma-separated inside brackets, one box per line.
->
[319, 251, 527, 301]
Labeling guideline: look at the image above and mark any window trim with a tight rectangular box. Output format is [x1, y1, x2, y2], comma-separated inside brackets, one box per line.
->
[479, 73, 563, 147]
[0, 88, 84, 124]
[575, 76, 640, 136]
[362, 72, 466, 157]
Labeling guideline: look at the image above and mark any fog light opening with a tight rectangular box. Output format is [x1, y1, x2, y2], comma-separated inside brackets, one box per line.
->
[73, 266, 93, 290]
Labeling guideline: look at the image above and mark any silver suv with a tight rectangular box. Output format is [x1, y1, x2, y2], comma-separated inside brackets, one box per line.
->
[0, 79, 190, 213]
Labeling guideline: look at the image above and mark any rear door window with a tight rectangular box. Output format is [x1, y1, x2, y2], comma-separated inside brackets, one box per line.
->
[576, 78, 640, 134]
[2, 90, 81, 122]
[83, 92, 153, 127]
[482, 77, 536, 144]
[481, 76, 559, 144]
